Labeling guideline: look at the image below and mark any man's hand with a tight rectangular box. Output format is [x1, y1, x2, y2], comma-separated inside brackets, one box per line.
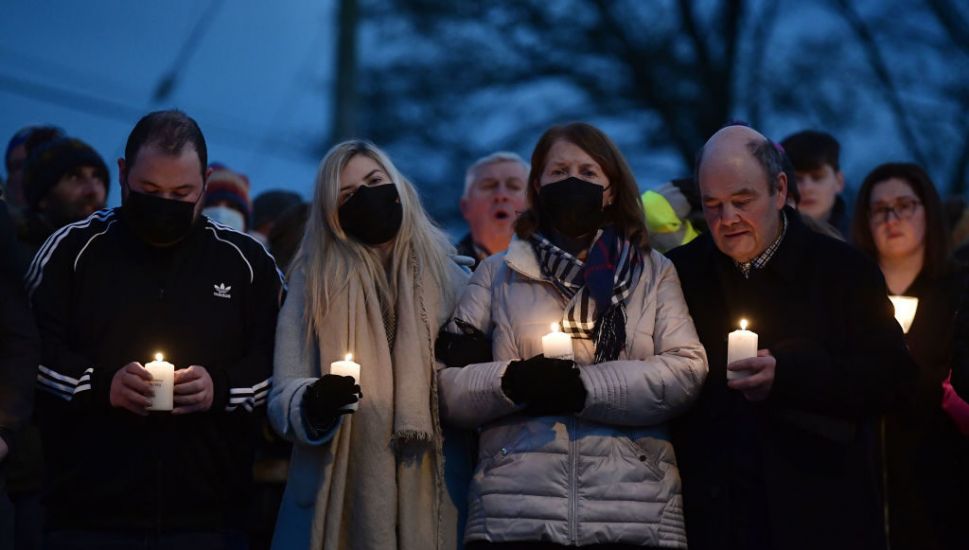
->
[727, 349, 776, 401]
[173, 365, 214, 415]
[109, 362, 153, 415]
[0, 436, 8, 462]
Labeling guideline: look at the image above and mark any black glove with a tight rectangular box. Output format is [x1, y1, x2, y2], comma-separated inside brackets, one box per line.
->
[435, 319, 493, 368]
[501, 354, 586, 416]
[302, 374, 362, 432]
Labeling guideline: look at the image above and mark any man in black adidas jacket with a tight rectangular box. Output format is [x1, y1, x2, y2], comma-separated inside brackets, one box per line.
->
[28, 110, 282, 549]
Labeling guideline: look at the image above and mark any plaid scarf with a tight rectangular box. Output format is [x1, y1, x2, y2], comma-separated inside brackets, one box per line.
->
[531, 227, 642, 363]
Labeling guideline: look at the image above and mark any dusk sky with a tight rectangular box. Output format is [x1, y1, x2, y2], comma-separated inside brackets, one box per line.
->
[1, 1, 336, 208]
[2, 1, 965, 231]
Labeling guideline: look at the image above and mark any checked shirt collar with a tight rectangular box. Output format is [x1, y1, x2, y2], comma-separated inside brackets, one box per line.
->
[735, 210, 788, 279]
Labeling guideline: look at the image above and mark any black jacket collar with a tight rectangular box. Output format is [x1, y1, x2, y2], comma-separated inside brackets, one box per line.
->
[695, 206, 808, 285]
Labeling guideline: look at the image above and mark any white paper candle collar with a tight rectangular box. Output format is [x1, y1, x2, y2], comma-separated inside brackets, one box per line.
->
[888, 295, 918, 334]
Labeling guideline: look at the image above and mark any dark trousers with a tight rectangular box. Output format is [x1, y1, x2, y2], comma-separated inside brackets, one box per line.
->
[10, 491, 42, 550]
[0, 488, 13, 550]
[43, 530, 248, 550]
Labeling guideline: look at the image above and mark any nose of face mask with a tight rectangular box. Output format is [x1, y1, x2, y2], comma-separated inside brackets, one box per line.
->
[539, 176, 606, 237]
[203, 205, 247, 232]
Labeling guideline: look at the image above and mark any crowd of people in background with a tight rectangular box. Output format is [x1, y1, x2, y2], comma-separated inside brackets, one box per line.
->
[0, 109, 967, 550]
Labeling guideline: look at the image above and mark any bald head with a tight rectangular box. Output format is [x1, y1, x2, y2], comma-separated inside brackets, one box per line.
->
[696, 125, 789, 263]
[697, 126, 785, 195]
[700, 126, 767, 164]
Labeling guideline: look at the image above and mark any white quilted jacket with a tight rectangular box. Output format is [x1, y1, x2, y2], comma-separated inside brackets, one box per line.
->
[439, 238, 708, 547]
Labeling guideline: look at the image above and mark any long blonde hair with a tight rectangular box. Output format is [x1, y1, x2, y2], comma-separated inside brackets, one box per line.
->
[295, 140, 454, 340]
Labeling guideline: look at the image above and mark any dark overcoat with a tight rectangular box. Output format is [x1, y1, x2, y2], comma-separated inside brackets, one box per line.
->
[667, 209, 917, 550]
[881, 265, 969, 550]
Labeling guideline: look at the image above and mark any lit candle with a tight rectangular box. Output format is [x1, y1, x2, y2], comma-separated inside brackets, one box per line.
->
[888, 295, 918, 334]
[330, 353, 361, 411]
[542, 322, 574, 361]
[726, 319, 758, 381]
[144, 352, 174, 411]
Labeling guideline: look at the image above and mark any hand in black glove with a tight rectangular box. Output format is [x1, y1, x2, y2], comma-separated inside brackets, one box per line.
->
[501, 354, 586, 416]
[302, 374, 362, 432]
[435, 320, 493, 368]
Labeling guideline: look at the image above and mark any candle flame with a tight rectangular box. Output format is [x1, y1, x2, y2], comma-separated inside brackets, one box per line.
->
[345, 353, 353, 361]
[550, 322, 560, 333]
[154, 352, 163, 361]
[740, 319, 748, 331]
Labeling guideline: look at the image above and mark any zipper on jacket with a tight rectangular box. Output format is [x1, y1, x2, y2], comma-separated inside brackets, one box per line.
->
[569, 415, 578, 545]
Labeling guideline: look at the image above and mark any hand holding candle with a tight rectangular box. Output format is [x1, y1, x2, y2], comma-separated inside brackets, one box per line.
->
[172, 365, 215, 415]
[542, 323, 574, 361]
[726, 319, 758, 381]
[329, 353, 362, 411]
[109, 362, 154, 415]
[727, 349, 776, 402]
[145, 352, 175, 411]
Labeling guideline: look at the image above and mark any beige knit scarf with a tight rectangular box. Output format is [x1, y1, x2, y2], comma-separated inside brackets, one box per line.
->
[308, 252, 461, 550]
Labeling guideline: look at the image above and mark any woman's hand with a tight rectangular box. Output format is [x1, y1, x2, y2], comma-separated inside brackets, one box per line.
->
[435, 320, 493, 368]
[502, 354, 586, 415]
[302, 375, 362, 431]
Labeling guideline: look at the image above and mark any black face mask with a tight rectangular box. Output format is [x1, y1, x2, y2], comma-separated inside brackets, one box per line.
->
[338, 183, 403, 245]
[539, 177, 606, 238]
[122, 186, 199, 247]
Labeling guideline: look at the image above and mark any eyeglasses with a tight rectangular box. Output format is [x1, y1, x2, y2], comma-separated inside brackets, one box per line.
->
[869, 197, 921, 224]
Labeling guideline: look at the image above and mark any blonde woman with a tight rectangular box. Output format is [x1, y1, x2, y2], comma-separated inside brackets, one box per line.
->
[269, 141, 470, 549]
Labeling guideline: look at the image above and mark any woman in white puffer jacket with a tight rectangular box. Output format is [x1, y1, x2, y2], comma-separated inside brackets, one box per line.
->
[438, 122, 708, 549]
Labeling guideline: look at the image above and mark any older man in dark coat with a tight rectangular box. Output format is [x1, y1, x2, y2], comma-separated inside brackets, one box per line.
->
[667, 125, 916, 550]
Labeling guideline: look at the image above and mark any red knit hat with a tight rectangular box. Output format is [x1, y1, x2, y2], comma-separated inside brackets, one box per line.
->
[204, 163, 252, 222]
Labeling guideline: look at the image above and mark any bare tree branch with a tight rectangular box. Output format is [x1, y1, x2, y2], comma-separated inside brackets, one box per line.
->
[743, 0, 780, 128]
[926, 0, 969, 54]
[834, 0, 928, 166]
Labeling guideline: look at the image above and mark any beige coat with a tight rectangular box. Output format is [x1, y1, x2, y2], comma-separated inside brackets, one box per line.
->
[439, 238, 707, 547]
[269, 257, 470, 550]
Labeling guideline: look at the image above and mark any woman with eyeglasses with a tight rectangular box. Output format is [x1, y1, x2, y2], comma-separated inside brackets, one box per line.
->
[851, 162, 969, 550]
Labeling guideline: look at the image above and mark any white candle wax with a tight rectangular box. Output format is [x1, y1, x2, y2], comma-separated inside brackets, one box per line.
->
[726, 319, 758, 381]
[542, 323, 574, 361]
[330, 353, 361, 411]
[144, 352, 174, 411]
[888, 295, 918, 334]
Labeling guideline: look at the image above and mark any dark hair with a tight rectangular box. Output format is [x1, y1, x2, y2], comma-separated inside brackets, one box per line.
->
[515, 122, 649, 249]
[749, 139, 787, 196]
[851, 162, 949, 280]
[944, 196, 967, 231]
[779, 146, 800, 204]
[124, 110, 207, 178]
[269, 202, 309, 273]
[780, 130, 841, 172]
